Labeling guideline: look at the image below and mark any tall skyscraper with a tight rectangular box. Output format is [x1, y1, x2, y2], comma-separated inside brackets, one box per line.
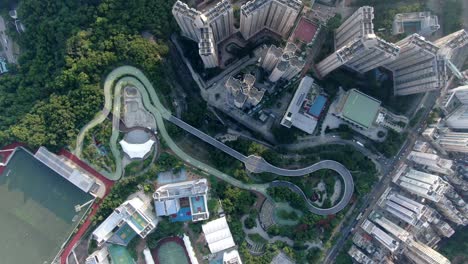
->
[172, 1, 202, 41]
[204, 0, 235, 43]
[172, 0, 235, 68]
[316, 7, 400, 77]
[434, 29, 468, 68]
[261, 45, 283, 71]
[261, 43, 305, 82]
[384, 34, 445, 96]
[334, 6, 374, 50]
[199, 27, 219, 68]
[240, 0, 303, 40]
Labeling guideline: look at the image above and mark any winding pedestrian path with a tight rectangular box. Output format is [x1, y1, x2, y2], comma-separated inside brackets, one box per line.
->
[74, 66, 354, 215]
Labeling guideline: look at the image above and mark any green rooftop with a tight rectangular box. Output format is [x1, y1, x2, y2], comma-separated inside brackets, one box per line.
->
[341, 89, 381, 129]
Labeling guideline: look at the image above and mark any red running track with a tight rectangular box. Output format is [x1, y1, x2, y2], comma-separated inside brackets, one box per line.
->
[0, 142, 26, 175]
[58, 150, 115, 264]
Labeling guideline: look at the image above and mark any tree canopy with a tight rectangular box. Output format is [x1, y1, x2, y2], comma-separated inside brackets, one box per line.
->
[0, 0, 176, 149]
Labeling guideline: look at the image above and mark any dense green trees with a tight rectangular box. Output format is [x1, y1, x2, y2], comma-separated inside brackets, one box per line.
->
[267, 187, 307, 211]
[439, 226, 468, 262]
[442, 0, 463, 34]
[0, 0, 176, 149]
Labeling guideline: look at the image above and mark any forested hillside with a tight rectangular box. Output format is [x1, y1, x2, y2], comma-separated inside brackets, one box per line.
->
[0, 0, 176, 150]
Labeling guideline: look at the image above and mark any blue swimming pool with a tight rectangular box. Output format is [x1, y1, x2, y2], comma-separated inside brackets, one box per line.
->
[308, 95, 327, 117]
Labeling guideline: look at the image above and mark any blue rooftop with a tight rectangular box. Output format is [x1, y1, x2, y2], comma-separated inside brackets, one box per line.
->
[308, 95, 327, 117]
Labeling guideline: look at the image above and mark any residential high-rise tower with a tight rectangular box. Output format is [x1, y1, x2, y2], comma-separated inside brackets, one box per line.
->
[240, 0, 303, 40]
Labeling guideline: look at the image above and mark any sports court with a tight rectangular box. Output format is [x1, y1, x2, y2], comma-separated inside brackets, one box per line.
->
[151, 237, 190, 264]
[292, 17, 319, 44]
[108, 245, 136, 264]
[0, 148, 93, 264]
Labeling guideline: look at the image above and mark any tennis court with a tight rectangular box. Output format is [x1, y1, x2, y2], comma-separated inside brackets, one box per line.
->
[0, 148, 93, 264]
[108, 244, 136, 264]
[152, 238, 190, 264]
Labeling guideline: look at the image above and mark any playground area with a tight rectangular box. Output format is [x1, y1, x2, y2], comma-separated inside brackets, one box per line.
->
[0, 147, 93, 264]
[151, 237, 190, 264]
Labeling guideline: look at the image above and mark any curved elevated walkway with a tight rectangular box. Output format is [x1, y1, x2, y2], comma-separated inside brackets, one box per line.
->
[74, 66, 354, 215]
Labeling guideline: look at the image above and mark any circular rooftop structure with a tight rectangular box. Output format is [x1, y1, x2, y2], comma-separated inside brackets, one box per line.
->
[120, 130, 155, 159]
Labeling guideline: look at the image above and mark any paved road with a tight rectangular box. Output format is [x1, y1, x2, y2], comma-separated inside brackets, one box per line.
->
[323, 91, 439, 263]
[75, 66, 354, 215]
[0, 16, 17, 64]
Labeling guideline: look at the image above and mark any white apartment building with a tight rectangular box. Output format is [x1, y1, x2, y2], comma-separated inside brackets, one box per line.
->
[316, 6, 400, 77]
[199, 27, 219, 68]
[240, 0, 303, 40]
[261, 43, 305, 81]
[384, 34, 445, 96]
[204, 0, 235, 43]
[172, 0, 235, 68]
[172, 1, 202, 41]
[261, 45, 283, 71]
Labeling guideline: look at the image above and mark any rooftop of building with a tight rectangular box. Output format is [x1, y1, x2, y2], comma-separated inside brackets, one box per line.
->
[154, 178, 208, 200]
[202, 216, 236, 253]
[341, 89, 381, 129]
[241, 0, 302, 15]
[93, 196, 157, 245]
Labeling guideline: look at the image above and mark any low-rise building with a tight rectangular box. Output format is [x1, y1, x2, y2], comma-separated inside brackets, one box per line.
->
[202, 216, 236, 253]
[92, 196, 157, 246]
[86, 247, 110, 264]
[348, 245, 375, 264]
[407, 151, 454, 175]
[434, 129, 468, 153]
[223, 249, 243, 264]
[393, 165, 468, 225]
[378, 188, 435, 227]
[153, 179, 209, 222]
[280, 76, 327, 134]
[333, 89, 407, 132]
[392, 12, 440, 36]
[34, 146, 97, 194]
[361, 219, 401, 253]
